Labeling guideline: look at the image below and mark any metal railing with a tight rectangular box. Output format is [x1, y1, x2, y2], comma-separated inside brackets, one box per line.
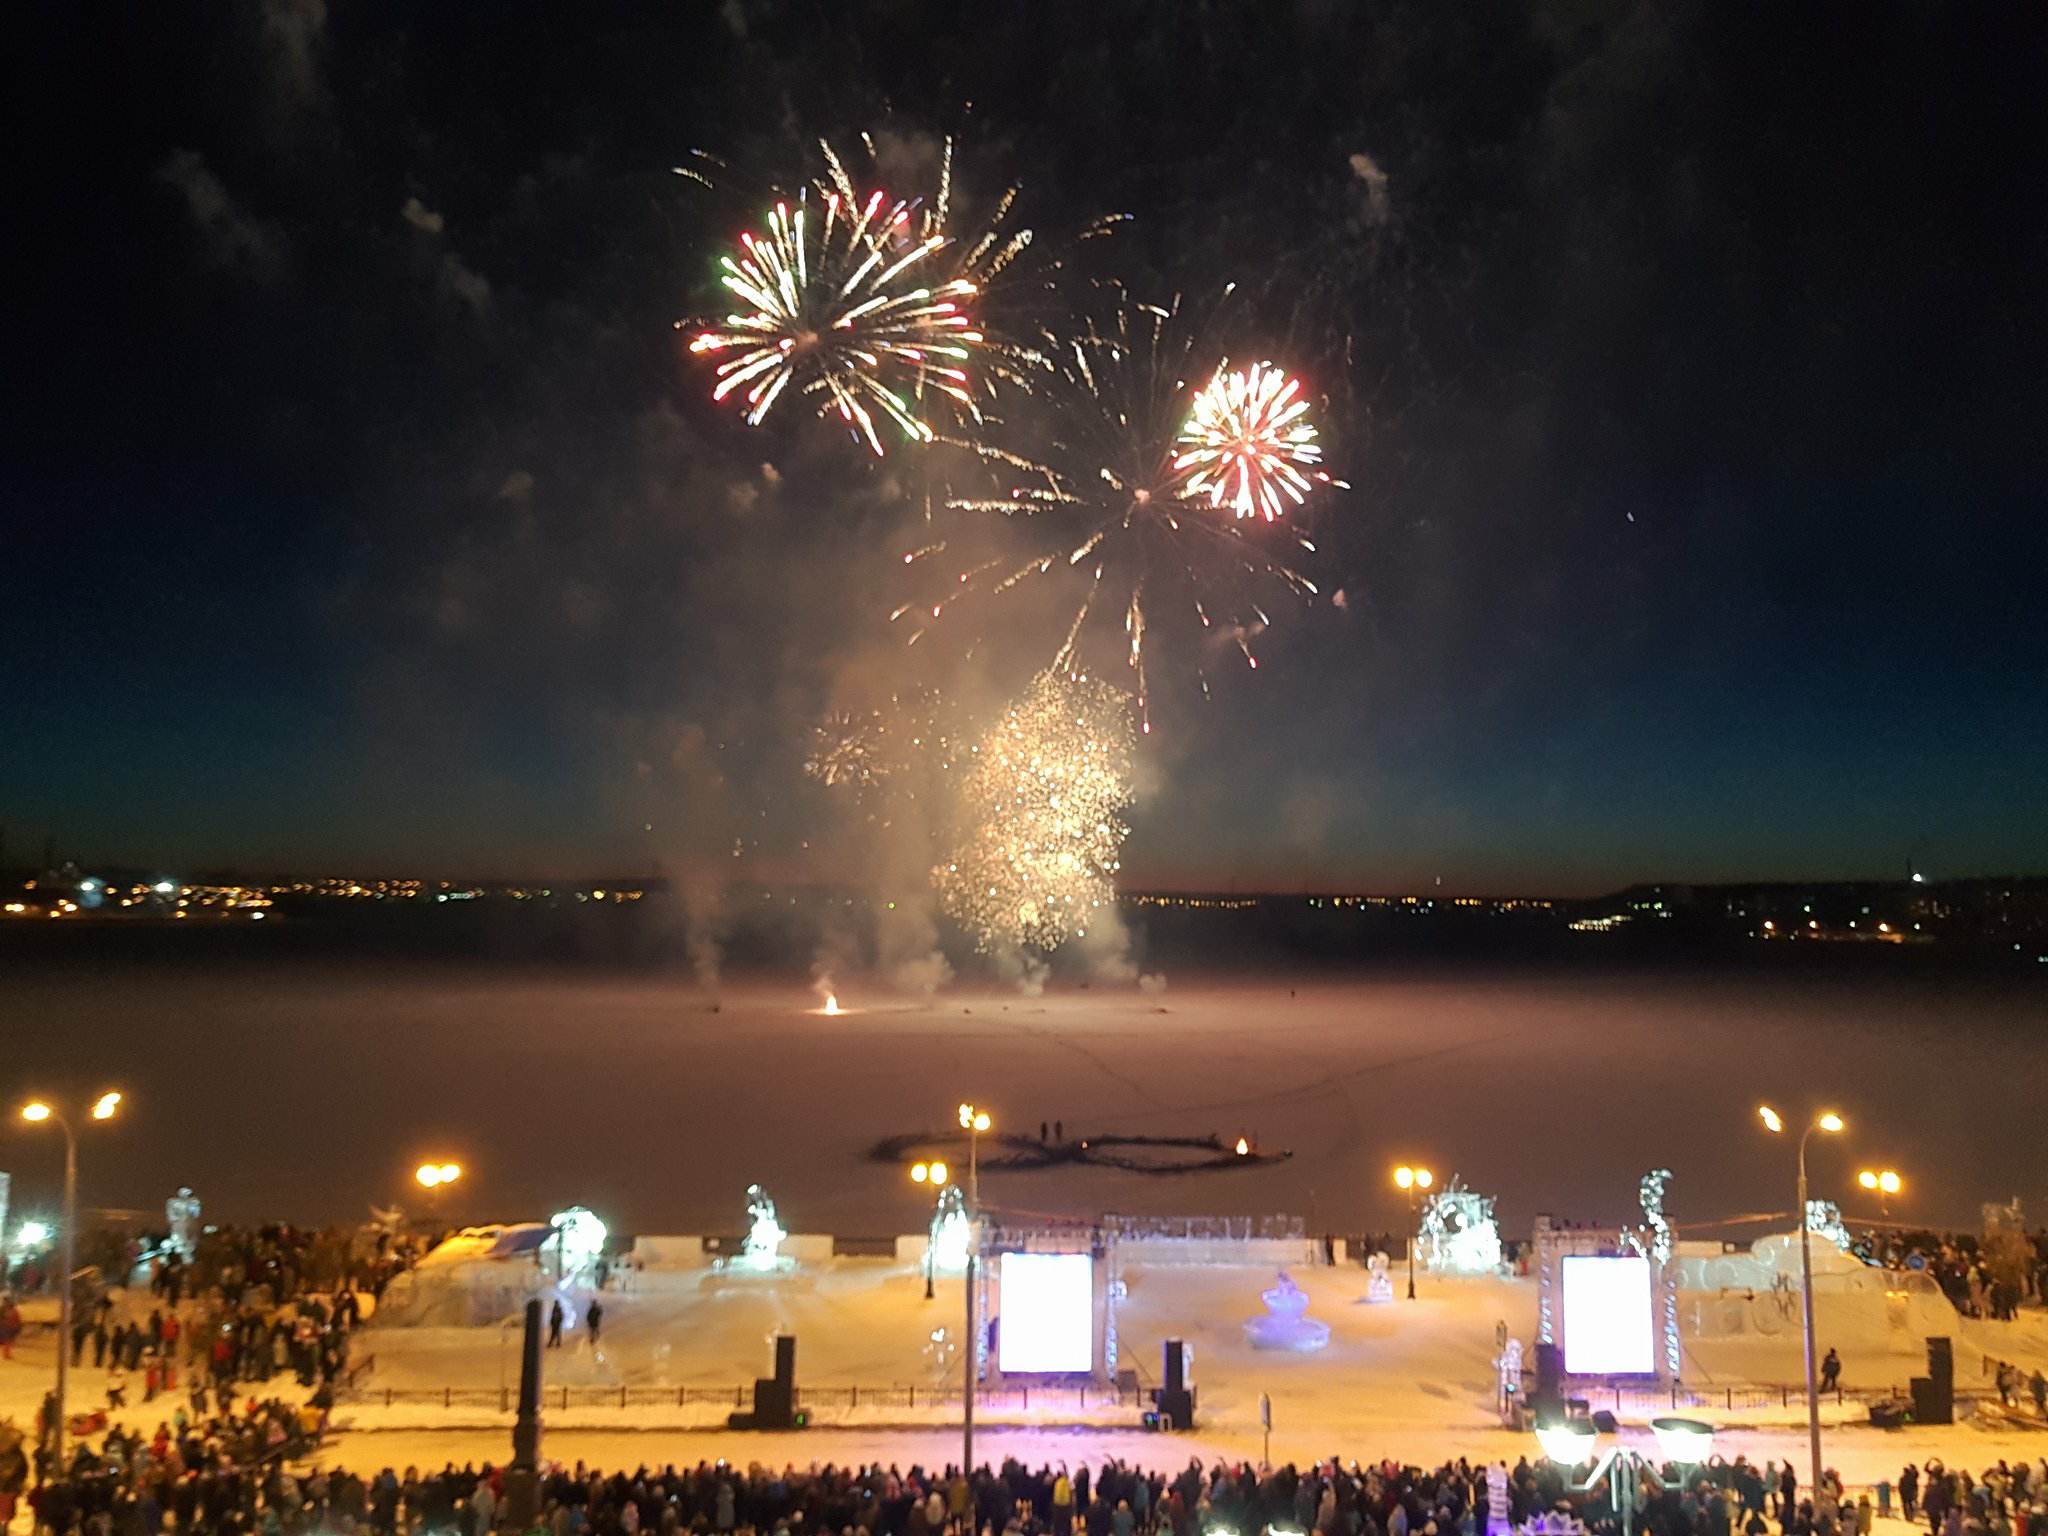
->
[347, 1382, 1138, 1413]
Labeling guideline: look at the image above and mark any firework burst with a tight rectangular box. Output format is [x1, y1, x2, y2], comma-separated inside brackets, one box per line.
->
[1175, 360, 1327, 520]
[936, 669, 1134, 955]
[898, 291, 1343, 730]
[681, 186, 979, 456]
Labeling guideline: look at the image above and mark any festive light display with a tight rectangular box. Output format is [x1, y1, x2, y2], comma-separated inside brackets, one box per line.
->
[1174, 361, 1327, 521]
[546, 1206, 609, 1280]
[1416, 1178, 1503, 1274]
[742, 1183, 787, 1269]
[935, 669, 1135, 953]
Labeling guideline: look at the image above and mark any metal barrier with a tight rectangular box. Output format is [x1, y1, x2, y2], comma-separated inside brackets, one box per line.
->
[349, 1382, 1137, 1413]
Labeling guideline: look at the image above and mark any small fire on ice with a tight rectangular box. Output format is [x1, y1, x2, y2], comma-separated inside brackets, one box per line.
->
[811, 975, 845, 1016]
[822, 992, 841, 1016]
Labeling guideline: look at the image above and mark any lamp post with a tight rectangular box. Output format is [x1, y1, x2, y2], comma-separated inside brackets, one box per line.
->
[954, 1103, 991, 1476]
[19, 1090, 123, 1473]
[415, 1160, 462, 1232]
[1535, 1417, 1716, 1536]
[911, 1160, 949, 1300]
[1856, 1168, 1901, 1220]
[1393, 1164, 1434, 1301]
[1758, 1104, 1843, 1500]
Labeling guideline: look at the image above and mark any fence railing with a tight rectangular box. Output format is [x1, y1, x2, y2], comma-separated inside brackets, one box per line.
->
[1563, 1381, 1983, 1415]
[346, 1382, 1138, 1413]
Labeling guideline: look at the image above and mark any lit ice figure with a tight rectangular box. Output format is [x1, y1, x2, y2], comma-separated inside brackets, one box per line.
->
[165, 1187, 202, 1263]
[1244, 1270, 1331, 1351]
[741, 1184, 787, 1270]
[546, 1207, 609, 1281]
[1416, 1178, 1503, 1273]
[1366, 1251, 1395, 1303]
[930, 1184, 971, 1272]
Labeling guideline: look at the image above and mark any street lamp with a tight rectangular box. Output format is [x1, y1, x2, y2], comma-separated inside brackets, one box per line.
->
[957, 1103, 991, 1210]
[1758, 1103, 1844, 1499]
[1856, 1168, 1902, 1218]
[954, 1103, 992, 1477]
[416, 1161, 462, 1189]
[19, 1090, 125, 1472]
[1535, 1417, 1715, 1536]
[911, 1160, 949, 1300]
[1393, 1164, 1434, 1300]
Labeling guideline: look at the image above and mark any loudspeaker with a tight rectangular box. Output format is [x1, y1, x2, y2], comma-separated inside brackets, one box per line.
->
[1163, 1339, 1188, 1394]
[746, 1336, 799, 1430]
[1910, 1375, 1952, 1427]
[1155, 1389, 1195, 1431]
[1531, 1343, 1566, 1422]
[1926, 1337, 1952, 1384]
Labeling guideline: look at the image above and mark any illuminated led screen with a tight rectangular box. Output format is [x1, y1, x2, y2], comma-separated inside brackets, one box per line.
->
[1561, 1254, 1655, 1374]
[997, 1252, 1095, 1373]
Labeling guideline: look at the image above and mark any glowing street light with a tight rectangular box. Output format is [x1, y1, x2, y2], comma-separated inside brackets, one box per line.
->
[952, 1101, 994, 1477]
[416, 1160, 462, 1189]
[18, 1090, 125, 1470]
[911, 1160, 949, 1186]
[1857, 1167, 1903, 1217]
[1393, 1164, 1434, 1300]
[1757, 1104, 1845, 1497]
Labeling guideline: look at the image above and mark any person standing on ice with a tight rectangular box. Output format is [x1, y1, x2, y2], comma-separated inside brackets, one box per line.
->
[1819, 1347, 1841, 1393]
[586, 1300, 603, 1347]
[547, 1300, 564, 1348]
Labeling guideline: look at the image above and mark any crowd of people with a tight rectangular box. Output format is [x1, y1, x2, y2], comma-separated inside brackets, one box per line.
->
[1849, 1229, 2048, 1325]
[15, 1446, 2048, 1536]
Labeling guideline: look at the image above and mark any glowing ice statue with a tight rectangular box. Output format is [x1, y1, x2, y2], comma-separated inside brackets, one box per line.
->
[742, 1184, 787, 1270]
[1366, 1251, 1395, 1303]
[1416, 1178, 1503, 1274]
[1243, 1270, 1331, 1351]
[546, 1206, 609, 1282]
[930, 1184, 971, 1272]
[165, 1187, 202, 1263]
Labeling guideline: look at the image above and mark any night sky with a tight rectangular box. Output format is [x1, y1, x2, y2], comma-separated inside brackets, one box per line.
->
[7, 0, 2047, 895]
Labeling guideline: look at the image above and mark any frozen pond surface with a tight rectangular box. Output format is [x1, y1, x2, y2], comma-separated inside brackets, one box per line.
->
[6, 954, 2039, 1232]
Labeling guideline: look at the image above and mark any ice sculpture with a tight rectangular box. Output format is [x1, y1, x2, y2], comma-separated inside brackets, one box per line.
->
[1416, 1178, 1503, 1273]
[165, 1187, 202, 1262]
[1244, 1270, 1331, 1351]
[1366, 1251, 1395, 1303]
[741, 1184, 788, 1270]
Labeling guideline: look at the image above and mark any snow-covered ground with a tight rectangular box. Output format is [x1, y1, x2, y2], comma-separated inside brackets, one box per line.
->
[7, 1255, 2048, 1493]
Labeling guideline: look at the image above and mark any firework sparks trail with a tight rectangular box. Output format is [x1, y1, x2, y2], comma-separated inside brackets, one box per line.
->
[679, 135, 1117, 455]
[899, 292, 1342, 730]
[1174, 360, 1330, 521]
[804, 686, 963, 814]
[936, 670, 1135, 955]
[680, 186, 978, 456]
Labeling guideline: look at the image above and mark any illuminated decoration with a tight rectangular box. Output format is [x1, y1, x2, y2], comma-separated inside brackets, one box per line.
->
[165, 1187, 202, 1263]
[1638, 1169, 1683, 1379]
[936, 670, 1135, 954]
[1365, 1251, 1395, 1304]
[905, 292, 1342, 732]
[929, 1183, 971, 1272]
[1175, 361, 1327, 522]
[1496, 1337, 1524, 1423]
[544, 1206, 609, 1281]
[1243, 1270, 1330, 1352]
[683, 193, 979, 456]
[1650, 1416, 1715, 1463]
[13, 1219, 52, 1252]
[1560, 1255, 1655, 1375]
[1535, 1419, 1597, 1466]
[741, 1184, 787, 1270]
[1415, 1177, 1503, 1273]
[997, 1251, 1094, 1373]
[1804, 1198, 1851, 1252]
